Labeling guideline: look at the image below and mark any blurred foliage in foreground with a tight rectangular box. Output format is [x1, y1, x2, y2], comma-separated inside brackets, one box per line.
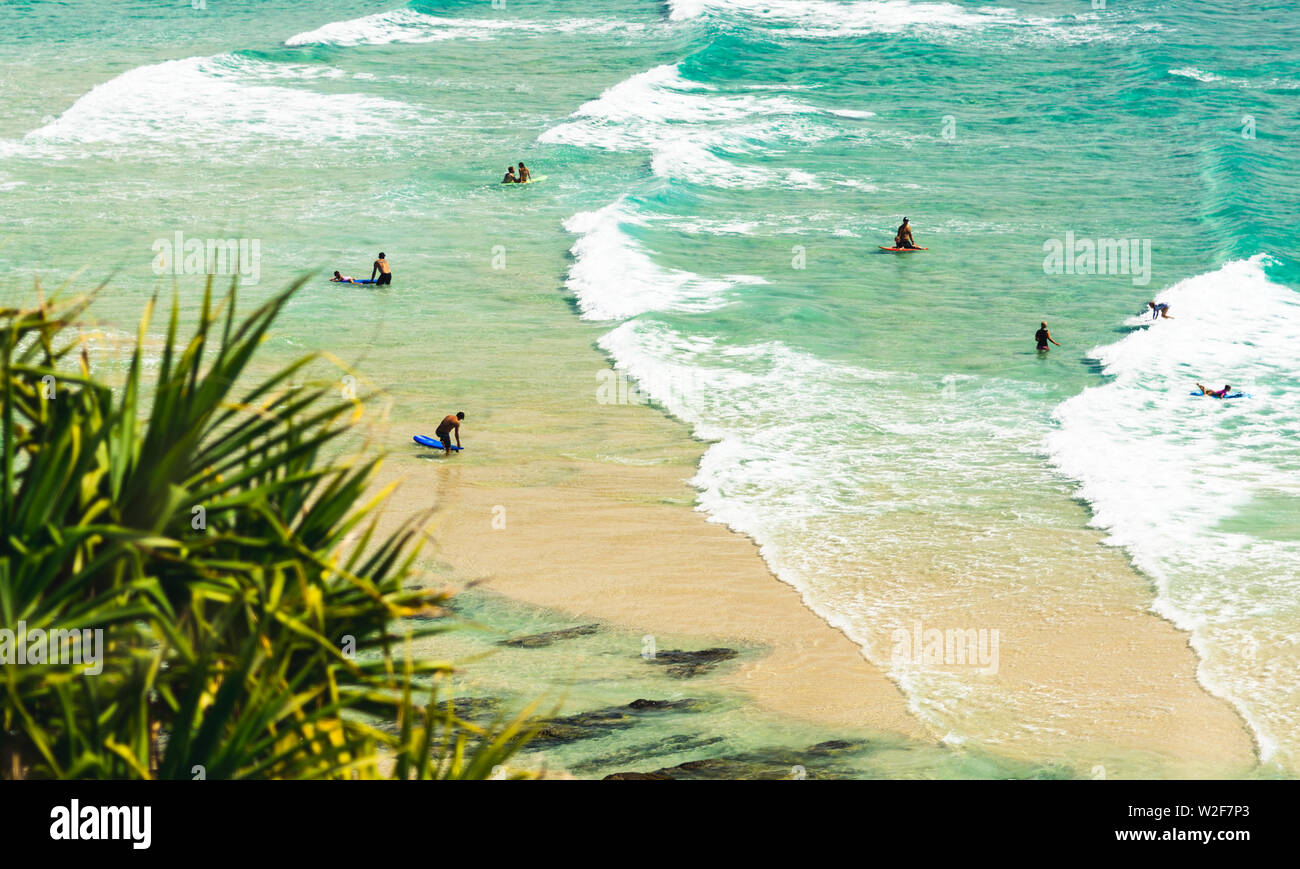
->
[0, 279, 534, 779]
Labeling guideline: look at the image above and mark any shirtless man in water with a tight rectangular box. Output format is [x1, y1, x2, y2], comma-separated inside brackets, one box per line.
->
[894, 217, 918, 249]
[370, 252, 392, 286]
[435, 412, 464, 455]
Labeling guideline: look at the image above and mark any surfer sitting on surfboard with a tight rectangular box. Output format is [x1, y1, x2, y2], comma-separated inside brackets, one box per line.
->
[435, 412, 465, 455]
[517, 162, 532, 183]
[894, 217, 919, 250]
[1196, 382, 1232, 398]
[503, 166, 518, 184]
[331, 271, 355, 283]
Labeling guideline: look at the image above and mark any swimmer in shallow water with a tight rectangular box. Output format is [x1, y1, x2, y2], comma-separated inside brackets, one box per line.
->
[1035, 321, 1061, 352]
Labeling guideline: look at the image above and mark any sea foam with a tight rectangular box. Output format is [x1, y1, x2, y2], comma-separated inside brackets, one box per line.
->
[286, 9, 647, 46]
[1048, 255, 1300, 768]
[563, 201, 765, 320]
[539, 64, 866, 187]
[20, 55, 421, 154]
[667, 0, 1158, 44]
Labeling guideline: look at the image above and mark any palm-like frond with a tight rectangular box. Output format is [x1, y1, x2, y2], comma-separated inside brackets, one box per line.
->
[1, 279, 535, 780]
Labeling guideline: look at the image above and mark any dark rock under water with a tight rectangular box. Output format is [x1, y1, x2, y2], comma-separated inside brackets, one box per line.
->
[601, 739, 879, 780]
[645, 647, 739, 678]
[497, 623, 602, 648]
[528, 698, 711, 745]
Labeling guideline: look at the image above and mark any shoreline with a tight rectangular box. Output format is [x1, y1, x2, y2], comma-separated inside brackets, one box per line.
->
[362, 347, 1260, 776]
[368, 406, 930, 742]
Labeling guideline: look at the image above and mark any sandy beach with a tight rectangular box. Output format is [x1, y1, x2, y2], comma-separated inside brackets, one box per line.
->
[364, 361, 1258, 778]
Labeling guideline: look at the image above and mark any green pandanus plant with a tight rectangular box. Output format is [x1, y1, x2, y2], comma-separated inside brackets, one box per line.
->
[0, 279, 535, 779]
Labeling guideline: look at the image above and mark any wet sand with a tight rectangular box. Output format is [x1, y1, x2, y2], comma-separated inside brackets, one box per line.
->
[360, 380, 1257, 776]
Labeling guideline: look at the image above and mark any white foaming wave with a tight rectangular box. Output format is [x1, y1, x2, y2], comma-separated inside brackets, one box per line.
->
[18, 55, 421, 152]
[1170, 67, 1300, 90]
[286, 8, 645, 46]
[666, 0, 1013, 28]
[785, 168, 820, 188]
[829, 108, 875, 119]
[661, 217, 759, 235]
[1169, 67, 1222, 83]
[598, 317, 892, 443]
[650, 139, 776, 187]
[829, 177, 880, 191]
[1047, 255, 1300, 769]
[223, 57, 353, 80]
[542, 65, 821, 140]
[1049, 257, 1298, 553]
[540, 64, 867, 186]
[602, 313, 1205, 752]
[563, 201, 765, 320]
[668, 0, 1158, 44]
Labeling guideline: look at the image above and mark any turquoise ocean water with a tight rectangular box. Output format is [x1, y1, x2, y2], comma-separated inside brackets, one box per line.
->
[1, 0, 1297, 774]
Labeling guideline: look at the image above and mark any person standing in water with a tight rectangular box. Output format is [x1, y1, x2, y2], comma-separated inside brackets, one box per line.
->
[435, 412, 464, 455]
[894, 217, 918, 249]
[1035, 322, 1060, 352]
[517, 162, 532, 183]
[370, 252, 392, 286]
[502, 166, 518, 184]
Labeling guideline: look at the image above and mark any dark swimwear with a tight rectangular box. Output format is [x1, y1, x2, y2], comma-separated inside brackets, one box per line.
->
[376, 272, 392, 286]
[1035, 328, 1049, 350]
